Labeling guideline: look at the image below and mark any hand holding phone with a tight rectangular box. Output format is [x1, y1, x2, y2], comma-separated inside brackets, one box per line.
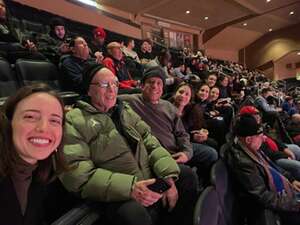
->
[147, 178, 171, 193]
[131, 179, 162, 207]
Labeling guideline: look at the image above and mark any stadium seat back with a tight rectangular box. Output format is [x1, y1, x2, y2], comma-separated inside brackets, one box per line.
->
[194, 186, 225, 225]
[22, 19, 49, 34]
[15, 59, 61, 90]
[210, 158, 240, 225]
[0, 58, 18, 97]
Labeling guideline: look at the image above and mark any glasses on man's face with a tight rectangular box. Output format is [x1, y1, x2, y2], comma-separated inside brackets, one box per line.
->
[90, 81, 119, 89]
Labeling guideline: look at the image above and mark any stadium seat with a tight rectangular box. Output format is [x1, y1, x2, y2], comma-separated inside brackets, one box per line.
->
[50, 203, 101, 225]
[22, 19, 49, 34]
[210, 158, 240, 225]
[194, 186, 225, 225]
[0, 58, 19, 106]
[15, 59, 80, 105]
[219, 142, 231, 158]
[15, 59, 61, 89]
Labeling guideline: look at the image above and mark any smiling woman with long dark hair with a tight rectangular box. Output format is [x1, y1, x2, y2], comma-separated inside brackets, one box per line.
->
[0, 83, 67, 225]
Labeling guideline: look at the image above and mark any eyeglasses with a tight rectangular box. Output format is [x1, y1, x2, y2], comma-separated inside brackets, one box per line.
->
[90, 81, 119, 89]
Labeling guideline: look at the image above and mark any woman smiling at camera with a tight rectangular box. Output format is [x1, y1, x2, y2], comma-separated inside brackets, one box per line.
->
[0, 83, 66, 225]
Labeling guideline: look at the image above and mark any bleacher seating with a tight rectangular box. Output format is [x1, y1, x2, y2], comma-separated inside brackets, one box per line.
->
[1, 1, 299, 225]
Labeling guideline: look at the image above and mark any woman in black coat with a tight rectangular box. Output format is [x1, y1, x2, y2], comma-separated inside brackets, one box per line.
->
[0, 83, 67, 225]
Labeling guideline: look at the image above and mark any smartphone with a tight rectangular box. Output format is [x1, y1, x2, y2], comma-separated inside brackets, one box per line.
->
[147, 178, 171, 193]
[64, 38, 72, 44]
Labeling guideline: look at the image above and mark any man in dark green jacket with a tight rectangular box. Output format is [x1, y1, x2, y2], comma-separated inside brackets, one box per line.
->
[60, 63, 198, 225]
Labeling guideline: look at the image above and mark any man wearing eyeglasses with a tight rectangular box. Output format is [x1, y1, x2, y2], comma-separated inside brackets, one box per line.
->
[225, 114, 300, 225]
[60, 63, 198, 225]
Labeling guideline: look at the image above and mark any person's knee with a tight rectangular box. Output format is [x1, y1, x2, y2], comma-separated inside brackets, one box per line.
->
[177, 164, 199, 192]
[114, 201, 152, 225]
[208, 147, 218, 162]
[193, 144, 218, 161]
[287, 144, 300, 159]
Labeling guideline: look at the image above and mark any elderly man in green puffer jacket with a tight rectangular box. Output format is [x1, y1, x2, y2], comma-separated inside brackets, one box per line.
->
[60, 63, 198, 225]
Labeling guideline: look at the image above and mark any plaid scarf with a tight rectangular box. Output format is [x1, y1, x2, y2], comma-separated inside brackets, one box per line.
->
[238, 140, 294, 198]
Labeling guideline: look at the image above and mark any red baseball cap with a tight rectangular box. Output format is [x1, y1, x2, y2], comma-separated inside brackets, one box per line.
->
[93, 27, 106, 39]
[239, 106, 259, 115]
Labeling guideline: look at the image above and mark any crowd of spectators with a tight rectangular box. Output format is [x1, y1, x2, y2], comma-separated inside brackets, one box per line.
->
[1, 0, 300, 224]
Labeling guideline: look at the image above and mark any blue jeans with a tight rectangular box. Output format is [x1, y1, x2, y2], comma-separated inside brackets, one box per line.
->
[189, 143, 218, 169]
[276, 144, 300, 180]
[186, 143, 218, 185]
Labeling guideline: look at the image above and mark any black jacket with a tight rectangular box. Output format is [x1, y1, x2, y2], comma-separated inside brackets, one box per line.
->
[224, 142, 299, 225]
[0, 176, 46, 225]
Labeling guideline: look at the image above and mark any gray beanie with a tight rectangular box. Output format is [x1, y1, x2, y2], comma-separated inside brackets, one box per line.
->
[142, 66, 166, 86]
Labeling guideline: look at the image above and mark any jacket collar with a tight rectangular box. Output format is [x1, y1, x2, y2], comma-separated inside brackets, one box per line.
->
[76, 99, 124, 115]
[235, 139, 262, 165]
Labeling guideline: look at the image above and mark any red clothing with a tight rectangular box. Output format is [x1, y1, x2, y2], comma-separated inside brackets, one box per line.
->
[264, 136, 279, 152]
[103, 57, 136, 89]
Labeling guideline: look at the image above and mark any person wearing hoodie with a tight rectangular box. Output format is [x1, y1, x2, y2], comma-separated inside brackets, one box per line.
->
[35, 17, 70, 64]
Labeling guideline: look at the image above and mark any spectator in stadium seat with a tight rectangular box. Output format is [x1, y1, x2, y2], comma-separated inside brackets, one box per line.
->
[59, 36, 98, 93]
[170, 82, 219, 150]
[121, 38, 143, 81]
[217, 74, 231, 98]
[0, 0, 46, 63]
[239, 106, 300, 180]
[145, 49, 183, 93]
[35, 17, 71, 64]
[121, 38, 140, 63]
[103, 41, 139, 91]
[173, 60, 187, 80]
[205, 72, 218, 88]
[0, 83, 66, 225]
[119, 67, 217, 185]
[60, 64, 198, 225]
[225, 114, 300, 225]
[138, 38, 155, 64]
[255, 87, 280, 113]
[282, 96, 298, 116]
[207, 86, 234, 129]
[195, 83, 227, 146]
[255, 87, 281, 128]
[89, 26, 106, 60]
[287, 114, 300, 146]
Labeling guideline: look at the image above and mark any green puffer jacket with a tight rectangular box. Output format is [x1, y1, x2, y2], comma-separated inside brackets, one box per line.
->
[60, 100, 179, 202]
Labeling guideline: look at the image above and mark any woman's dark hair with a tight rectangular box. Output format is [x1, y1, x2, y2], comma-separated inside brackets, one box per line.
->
[141, 38, 153, 46]
[169, 81, 195, 114]
[0, 83, 67, 183]
[217, 73, 228, 87]
[194, 83, 210, 101]
[124, 38, 134, 47]
[172, 82, 195, 104]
